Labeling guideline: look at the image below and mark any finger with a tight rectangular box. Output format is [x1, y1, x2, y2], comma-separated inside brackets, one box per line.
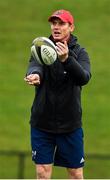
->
[56, 45, 65, 53]
[28, 81, 40, 85]
[56, 42, 66, 49]
[24, 77, 27, 81]
[56, 43, 68, 53]
[26, 74, 33, 79]
[56, 46, 64, 55]
[33, 81, 40, 85]
[26, 74, 39, 82]
[24, 77, 31, 82]
[64, 41, 67, 46]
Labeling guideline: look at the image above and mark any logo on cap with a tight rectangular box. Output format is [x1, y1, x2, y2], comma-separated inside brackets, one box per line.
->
[54, 10, 64, 15]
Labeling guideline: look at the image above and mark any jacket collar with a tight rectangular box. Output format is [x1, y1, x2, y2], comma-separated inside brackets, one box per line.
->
[68, 34, 78, 48]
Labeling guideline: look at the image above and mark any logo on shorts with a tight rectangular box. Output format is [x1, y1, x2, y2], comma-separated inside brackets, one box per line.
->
[80, 157, 85, 163]
[32, 150, 37, 159]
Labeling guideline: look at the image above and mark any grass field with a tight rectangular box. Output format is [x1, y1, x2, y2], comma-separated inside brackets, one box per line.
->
[0, 0, 110, 178]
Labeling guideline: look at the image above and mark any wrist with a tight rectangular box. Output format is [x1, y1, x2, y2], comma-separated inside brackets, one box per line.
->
[60, 54, 68, 63]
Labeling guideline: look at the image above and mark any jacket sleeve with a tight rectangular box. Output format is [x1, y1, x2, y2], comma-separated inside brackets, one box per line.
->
[62, 48, 91, 86]
[25, 55, 43, 80]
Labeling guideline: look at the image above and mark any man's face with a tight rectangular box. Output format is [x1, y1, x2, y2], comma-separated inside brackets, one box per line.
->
[50, 18, 74, 42]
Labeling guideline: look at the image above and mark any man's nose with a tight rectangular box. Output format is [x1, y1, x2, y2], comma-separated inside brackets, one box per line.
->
[53, 23, 60, 28]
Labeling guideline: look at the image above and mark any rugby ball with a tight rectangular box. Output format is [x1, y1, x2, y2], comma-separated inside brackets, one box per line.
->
[31, 37, 57, 65]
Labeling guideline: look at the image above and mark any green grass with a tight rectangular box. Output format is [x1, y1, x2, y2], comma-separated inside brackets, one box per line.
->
[0, 0, 110, 178]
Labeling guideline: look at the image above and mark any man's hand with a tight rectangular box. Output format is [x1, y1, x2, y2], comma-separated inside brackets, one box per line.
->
[24, 74, 40, 85]
[56, 41, 69, 62]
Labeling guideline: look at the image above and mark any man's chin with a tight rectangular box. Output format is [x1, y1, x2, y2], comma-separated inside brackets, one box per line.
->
[53, 37, 62, 42]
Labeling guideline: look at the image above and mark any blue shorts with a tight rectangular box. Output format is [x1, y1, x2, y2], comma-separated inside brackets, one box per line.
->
[31, 127, 84, 168]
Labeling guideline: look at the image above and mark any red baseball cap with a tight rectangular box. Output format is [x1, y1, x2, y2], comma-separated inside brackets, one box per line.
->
[48, 9, 74, 25]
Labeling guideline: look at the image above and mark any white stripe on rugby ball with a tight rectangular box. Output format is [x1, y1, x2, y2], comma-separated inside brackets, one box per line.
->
[31, 45, 42, 65]
[41, 45, 57, 65]
[33, 37, 57, 51]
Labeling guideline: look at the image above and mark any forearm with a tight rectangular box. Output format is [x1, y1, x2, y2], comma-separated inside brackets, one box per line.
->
[63, 56, 91, 85]
[26, 56, 43, 80]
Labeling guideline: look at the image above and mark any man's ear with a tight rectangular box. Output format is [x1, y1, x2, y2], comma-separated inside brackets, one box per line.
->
[70, 24, 75, 33]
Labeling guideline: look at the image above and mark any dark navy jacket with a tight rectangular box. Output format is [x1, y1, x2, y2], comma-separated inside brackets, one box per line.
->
[26, 34, 91, 133]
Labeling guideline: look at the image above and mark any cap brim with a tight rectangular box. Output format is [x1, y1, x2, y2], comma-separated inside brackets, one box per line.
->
[48, 15, 67, 23]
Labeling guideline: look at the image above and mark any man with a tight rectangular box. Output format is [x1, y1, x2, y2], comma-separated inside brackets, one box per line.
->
[24, 9, 91, 179]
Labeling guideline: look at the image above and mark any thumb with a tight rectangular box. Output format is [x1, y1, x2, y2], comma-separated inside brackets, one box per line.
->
[64, 41, 67, 46]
